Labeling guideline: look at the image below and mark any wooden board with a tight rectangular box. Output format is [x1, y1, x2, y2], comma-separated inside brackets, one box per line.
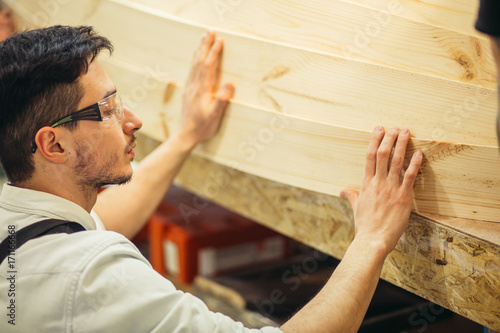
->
[130, 0, 496, 89]
[344, 0, 483, 39]
[101, 58, 500, 222]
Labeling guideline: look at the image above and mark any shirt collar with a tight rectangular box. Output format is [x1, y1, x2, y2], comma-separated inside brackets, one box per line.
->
[0, 183, 97, 230]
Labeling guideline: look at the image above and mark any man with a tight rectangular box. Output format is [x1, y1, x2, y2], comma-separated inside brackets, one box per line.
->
[0, 25, 422, 332]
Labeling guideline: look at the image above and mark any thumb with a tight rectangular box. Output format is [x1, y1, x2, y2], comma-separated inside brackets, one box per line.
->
[215, 83, 235, 103]
[212, 83, 235, 116]
[340, 189, 359, 209]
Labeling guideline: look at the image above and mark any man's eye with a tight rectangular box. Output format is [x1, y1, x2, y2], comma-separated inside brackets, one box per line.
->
[102, 109, 115, 119]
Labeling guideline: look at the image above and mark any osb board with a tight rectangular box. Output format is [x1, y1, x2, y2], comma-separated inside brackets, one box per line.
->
[165, 149, 500, 330]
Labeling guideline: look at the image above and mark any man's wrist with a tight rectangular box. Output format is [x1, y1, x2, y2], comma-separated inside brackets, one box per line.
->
[348, 235, 389, 264]
[170, 129, 199, 154]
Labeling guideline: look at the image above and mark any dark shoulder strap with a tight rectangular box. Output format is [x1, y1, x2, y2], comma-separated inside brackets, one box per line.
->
[0, 219, 86, 265]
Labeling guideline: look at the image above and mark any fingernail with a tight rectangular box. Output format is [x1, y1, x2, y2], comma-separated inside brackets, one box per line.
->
[401, 128, 409, 135]
[374, 126, 383, 132]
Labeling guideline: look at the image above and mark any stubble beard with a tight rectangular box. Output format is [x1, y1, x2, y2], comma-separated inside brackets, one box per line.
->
[74, 140, 133, 190]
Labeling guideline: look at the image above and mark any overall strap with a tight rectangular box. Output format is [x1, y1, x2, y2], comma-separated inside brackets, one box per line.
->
[0, 219, 86, 265]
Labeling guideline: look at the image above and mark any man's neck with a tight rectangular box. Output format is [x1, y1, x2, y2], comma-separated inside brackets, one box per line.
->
[15, 177, 98, 213]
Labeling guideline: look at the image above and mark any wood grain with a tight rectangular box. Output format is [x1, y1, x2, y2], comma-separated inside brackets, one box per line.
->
[89, 0, 498, 147]
[100, 58, 500, 222]
[6, 0, 498, 146]
[70, 50, 497, 227]
[129, 0, 496, 89]
[344, 0, 483, 38]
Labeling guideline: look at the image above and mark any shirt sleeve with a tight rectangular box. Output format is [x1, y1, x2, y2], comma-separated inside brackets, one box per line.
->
[71, 238, 283, 333]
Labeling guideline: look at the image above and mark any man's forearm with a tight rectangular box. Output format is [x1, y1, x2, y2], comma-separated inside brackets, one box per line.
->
[281, 238, 387, 333]
[93, 131, 196, 238]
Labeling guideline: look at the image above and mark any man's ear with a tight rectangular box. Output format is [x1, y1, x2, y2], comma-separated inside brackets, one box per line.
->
[34, 127, 68, 163]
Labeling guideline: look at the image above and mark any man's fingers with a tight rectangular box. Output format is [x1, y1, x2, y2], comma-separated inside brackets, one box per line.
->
[375, 127, 400, 177]
[388, 128, 410, 183]
[199, 31, 215, 61]
[340, 189, 359, 210]
[203, 37, 224, 89]
[364, 126, 385, 179]
[212, 83, 234, 113]
[189, 31, 215, 81]
[402, 151, 423, 190]
[216, 83, 235, 101]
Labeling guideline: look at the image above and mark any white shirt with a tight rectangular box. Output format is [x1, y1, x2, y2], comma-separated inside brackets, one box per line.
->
[0, 184, 282, 333]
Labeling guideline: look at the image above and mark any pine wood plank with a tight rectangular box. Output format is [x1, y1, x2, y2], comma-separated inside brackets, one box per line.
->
[342, 0, 483, 39]
[129, 0, 497, 90]
[87, 0, 500, 147]
[100, 57, 500, 222]
[130, 0, 483, 39]
[6, 0, 498, 147]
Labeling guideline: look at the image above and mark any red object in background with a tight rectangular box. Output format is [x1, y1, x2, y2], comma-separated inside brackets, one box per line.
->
[148, 186, 287, 284]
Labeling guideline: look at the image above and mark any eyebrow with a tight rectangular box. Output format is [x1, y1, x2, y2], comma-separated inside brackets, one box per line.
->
[102, 88, 117, 101]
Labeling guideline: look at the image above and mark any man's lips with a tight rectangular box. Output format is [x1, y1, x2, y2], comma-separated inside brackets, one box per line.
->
[127, 141, 136, 155]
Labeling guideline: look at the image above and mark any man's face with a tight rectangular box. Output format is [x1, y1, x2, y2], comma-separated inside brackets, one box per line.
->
[67, 60, 142, 189]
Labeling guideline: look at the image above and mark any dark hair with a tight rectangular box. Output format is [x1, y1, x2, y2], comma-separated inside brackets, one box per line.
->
[0, 25, 113, 184]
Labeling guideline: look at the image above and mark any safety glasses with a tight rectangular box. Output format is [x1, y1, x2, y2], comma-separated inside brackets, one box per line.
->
[31, 91, 124, 153]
